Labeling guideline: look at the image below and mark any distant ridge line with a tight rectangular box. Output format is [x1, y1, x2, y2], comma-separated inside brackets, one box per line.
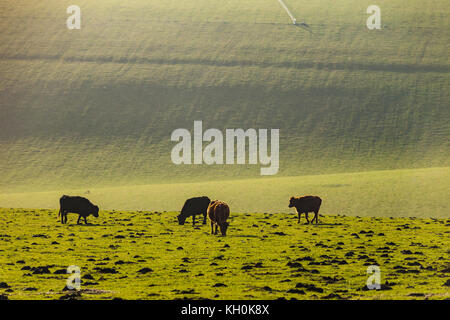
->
[1, 54, 448, 74]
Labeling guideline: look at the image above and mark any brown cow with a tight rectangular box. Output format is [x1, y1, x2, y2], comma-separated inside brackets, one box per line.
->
[207, 200, 230, 236]
[288, 196, 322, 224]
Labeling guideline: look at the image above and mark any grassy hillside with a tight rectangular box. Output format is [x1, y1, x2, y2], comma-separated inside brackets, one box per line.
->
[0, 208, 448, 300]
[0, 0, 448, 192]
[0, 167, 448, 218]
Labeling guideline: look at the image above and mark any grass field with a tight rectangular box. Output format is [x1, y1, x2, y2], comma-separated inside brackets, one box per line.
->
[0, 1, 448, 301]
[0, 208, 448, 300]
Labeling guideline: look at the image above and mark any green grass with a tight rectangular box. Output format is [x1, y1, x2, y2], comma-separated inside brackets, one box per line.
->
[0, 167, 448, 218]
[1, 0, 448, 301]
[0, 208, 448, 300]
[0, 0, 449, 191]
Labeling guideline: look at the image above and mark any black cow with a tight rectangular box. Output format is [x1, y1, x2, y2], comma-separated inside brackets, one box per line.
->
[58, 195, 99, 224]
[177, 196, 211, 225]
[288, 195, 322, 224]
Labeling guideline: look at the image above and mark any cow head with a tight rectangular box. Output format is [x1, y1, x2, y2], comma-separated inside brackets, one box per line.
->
[92, 205, 99, 218]
[288, 196, 296, 208]
[177, 214, 186, 225]
[219, 222, 229, 236]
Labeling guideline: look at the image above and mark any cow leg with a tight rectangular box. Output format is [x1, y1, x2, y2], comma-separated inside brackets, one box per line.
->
[314, 211, 319, 224]
[202, 213, 207, 225]
[77, 215, 81, 224]
[64, 213, 68, 224]
[192, 215, 196, 226]
[214, 225, 218, 235]
[211, 221, 214, 234]
[61, 211, 64, 224]
[305, 213, 310, 224]
[297, 210, 301, 224]
[84, 216, 88, 224]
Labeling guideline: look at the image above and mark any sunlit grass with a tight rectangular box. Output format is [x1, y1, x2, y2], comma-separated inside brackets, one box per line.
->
[0, 207, 448, 300]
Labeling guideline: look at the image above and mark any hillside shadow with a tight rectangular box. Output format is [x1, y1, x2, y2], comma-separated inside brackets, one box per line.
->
[294, 23, 313, 34]
[5, 53, 447, 74]
[322, 184, 352, 188]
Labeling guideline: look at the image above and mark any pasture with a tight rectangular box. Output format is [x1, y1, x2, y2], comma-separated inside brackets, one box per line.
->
[0, 0, 448, 301]
[0, 167, 448, 218]
[0, 208, 448, 300]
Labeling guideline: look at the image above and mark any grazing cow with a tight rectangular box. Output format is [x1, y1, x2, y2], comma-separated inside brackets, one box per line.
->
[177, 196, 211, 226]
[288, 196, 322, 224]
[207, 200, 230, 236]
[58, 195, 99, 224]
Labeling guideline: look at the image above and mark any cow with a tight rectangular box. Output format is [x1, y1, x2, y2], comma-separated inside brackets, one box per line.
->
[58, 195, 99, 224]
[207, 200, 230, 236]
[288, 195, 322, 224]
[177, 196, 211, 226]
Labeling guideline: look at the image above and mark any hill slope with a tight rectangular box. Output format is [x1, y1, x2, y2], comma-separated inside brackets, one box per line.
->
[0, 0, 449, 192]
[0, 167, 449, 217]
